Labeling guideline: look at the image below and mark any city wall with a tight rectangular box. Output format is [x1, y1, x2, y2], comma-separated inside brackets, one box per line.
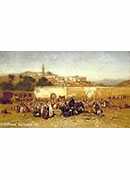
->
[34, 86, 67, 98]
[34, 86, 130, 99]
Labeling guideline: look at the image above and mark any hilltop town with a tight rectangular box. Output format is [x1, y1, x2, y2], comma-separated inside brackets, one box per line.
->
[21, 64, 92, 86]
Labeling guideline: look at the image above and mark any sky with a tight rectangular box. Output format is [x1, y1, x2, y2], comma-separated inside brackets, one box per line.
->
[0, 51, 130, 81]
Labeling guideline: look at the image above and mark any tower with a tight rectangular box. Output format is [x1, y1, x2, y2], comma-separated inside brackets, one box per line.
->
[42, 64, 45, 75]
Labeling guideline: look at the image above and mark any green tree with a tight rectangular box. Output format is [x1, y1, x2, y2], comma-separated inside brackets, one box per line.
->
[0, 82, 14, 90]
[36, 77, 52, 86]
[15, 76, 36, 91]
[8, 74, 15, 82]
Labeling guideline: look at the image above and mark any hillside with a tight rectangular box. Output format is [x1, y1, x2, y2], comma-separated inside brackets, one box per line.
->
[117, 80, 130, 87]
[94, 79, 124, 86]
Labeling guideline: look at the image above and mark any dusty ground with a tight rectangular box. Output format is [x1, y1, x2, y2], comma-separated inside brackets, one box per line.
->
[0, 104, 130, 128]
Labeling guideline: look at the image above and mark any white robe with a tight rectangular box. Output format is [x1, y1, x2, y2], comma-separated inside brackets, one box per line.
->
[48, 104, 54, 117]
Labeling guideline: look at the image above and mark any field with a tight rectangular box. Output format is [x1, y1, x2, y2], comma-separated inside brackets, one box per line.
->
[0, 104, 130, 128]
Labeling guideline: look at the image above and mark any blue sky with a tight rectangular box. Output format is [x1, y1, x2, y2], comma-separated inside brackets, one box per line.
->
[0, 51, 130, 81]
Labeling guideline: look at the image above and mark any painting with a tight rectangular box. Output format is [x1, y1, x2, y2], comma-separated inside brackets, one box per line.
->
[0, 51, 130, 128]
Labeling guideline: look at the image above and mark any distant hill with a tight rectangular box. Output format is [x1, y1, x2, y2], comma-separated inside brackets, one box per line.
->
[94, 79, 124, 86]
[117, 80, 130, 87]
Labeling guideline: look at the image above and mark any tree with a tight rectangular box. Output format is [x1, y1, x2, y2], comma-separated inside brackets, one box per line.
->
[36, 77, 53, 86]
[15, 76, 36, 91]
[19, 74, 24, 82]
[0, 74, 15, 91]
[0, 82, 14, 91]
[8, 74, 15, 82]
[46, 71, 53, 75]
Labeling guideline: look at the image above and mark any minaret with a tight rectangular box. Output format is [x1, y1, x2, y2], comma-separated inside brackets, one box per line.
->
[42, 64, 45, 76]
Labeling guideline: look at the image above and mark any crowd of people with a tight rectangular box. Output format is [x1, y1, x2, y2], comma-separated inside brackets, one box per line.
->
[12, 96, 107, 118]
[0, 94, 130, 119]
[12, 97, 84, 118]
